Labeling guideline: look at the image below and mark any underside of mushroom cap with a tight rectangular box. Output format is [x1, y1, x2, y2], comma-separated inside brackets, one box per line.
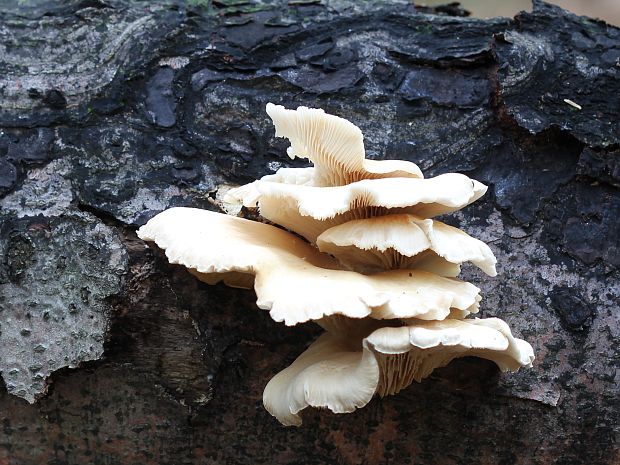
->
[316, 214, 497, 276]
[365, 318, 535, 396]
[263, 317, 534, 425]
[266, 103, 423, 186]
[138, 207, 482, 325]
[226, 174, 487, 243]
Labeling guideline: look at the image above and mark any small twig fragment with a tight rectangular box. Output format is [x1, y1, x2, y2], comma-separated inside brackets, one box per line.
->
[563, 98, 582, 110]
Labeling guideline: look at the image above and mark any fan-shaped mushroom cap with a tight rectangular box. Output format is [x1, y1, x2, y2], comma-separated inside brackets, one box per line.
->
[137, 207, 482, 325]
[226, 173, 487, 243]
[263, 318, 534, 425]
[266, 103, 423, 186]
[316, 214, 497, 276]
[263, 332, 380, 427]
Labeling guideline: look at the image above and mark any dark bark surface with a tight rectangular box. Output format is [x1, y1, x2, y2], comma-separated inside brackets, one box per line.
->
[0, 1, 619, 463]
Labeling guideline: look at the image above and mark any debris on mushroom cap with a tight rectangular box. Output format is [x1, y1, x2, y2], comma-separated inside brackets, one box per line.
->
[264, 318, 534, 426]
[266, 103, 423, 186]
[137, 207, 482, 325]
[262, 167, 316, 186]
[209, 183, 246, 216]
[316, 214, 497, 276]
[226, 173, 487, 243]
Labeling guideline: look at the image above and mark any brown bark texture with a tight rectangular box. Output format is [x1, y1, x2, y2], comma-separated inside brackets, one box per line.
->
[0, 0, 619, 464]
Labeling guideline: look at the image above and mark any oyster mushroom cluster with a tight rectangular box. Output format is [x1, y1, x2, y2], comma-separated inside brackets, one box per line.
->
[138, 103, 534, 426]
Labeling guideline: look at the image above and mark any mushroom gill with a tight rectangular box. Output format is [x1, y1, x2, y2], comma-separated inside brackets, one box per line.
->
[316, 213, 497, 276]
[266, 103, 423, 186]
[226, 173, 487, 243]
[366, 318, 535, 396]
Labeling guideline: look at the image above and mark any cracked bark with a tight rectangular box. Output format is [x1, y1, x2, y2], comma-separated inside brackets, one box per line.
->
[0, 0, 618, 464]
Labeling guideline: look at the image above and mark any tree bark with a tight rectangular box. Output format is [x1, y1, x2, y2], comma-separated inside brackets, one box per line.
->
[0, 0, 618, 463]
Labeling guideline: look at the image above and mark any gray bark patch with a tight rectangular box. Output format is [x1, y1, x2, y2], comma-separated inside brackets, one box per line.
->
[0, 212, 127, 402]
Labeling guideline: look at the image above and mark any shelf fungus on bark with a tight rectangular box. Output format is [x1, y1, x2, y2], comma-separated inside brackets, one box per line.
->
[138, 208, 481, 325]
[226, 173, 487, 243]
[265, 102, 423, 186]
[315, 214, 497, 276]
[263, 318, 535, 426]
[138, 103, 535, 426]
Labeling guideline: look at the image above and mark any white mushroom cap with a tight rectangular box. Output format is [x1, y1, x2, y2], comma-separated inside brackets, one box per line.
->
[226, 173, 487, 243]
[263, 318, 534, 425]
[263, 332, 380, 427]
[316, 214, 497, 276]
[266, 103, 423, 186]
[220, 167, 315, 215]
[137, 207, 482, 325]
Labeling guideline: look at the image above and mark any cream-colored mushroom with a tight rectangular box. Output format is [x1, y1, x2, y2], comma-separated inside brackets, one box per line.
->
[266, 103, 423, 186]
[263, 318, 534, 426]
[138, 103, 535, 427]
[366, 318, 535, 396]
[226, 173, 487, 243]
[316, 213, 497, 276]
[137, 207, 482, 325]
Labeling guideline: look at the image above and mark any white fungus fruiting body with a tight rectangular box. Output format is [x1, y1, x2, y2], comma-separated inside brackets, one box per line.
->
[138, 103, 535, 427]
[138, 208, 482, 325]
[265, 102, 424, 186]
[225, 173, 487, 243]
[263, 318, 534, 426]
[316, 214, 497, 276]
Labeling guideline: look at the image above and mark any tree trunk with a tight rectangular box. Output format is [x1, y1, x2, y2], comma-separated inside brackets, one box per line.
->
[0, 0, 618, 463]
